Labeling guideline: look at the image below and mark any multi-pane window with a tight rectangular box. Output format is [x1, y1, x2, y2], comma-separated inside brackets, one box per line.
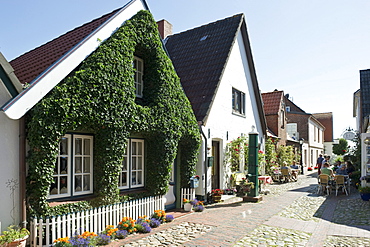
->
[119, 139, 144, 189]
[49, 134, 93, 199]
[133, 56, 144, 97]
[232, 88, 245, 115]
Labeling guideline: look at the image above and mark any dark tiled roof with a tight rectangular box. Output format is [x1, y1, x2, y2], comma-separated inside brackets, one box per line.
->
[165, 14, 243, 122]
[261, 90, 284, 115]
[284, 96, 306, 114]
[9, 9, 120, 85]
[360, 69, 370, 126]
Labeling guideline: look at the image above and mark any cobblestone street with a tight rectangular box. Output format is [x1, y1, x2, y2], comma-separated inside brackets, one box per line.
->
[107, 171, 370, 246]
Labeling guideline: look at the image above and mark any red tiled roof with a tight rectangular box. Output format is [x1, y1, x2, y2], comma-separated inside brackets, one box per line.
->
[9, 9, 120, 85]
[261, 90, 284, 115]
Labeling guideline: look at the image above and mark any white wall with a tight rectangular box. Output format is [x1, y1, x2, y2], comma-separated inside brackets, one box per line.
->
[307, 119, 324, 166]
[0, 82, 20, 231]
[197, 31, 264, 194]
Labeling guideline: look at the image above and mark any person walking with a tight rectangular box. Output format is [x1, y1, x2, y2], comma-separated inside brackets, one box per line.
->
[317, 154, 324, 175]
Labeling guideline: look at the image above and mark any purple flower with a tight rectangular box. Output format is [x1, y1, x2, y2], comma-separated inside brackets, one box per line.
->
[116, 230, 128, 239]
[193, 205, 204, 212]
[96, 233, 111, 245]
[190, 199, 199, 206]
[165, 214, 174, 222]
[149, 218, 161, 228]
[141, 222, 152, 233]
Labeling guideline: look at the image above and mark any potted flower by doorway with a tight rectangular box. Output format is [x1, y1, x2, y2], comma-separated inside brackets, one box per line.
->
[236, 178, 254, 197]
[358, 186, 370, 201]
[210, 189, 223, 202]
[183, 198, 193, 211]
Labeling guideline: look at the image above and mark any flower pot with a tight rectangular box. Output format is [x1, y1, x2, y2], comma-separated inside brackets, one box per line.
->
[183, 203, 193, 211]
[360, 193, 370, 201]
[8, 235, 28, 247]
[212, 195, 222, 202]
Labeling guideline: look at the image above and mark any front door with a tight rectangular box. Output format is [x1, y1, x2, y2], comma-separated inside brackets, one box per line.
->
[211, 141, 220, 190]
[164, 160, 176, 210]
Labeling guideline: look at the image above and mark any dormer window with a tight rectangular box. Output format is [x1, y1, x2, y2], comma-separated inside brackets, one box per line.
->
[133, 56, 143, 98]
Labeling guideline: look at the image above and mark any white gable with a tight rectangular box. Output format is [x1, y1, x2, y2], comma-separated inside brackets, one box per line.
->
[2, 0, 147, 120]
[206, 30, 264, 141]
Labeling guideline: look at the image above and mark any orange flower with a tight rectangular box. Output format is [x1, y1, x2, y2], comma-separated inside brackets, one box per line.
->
[54, 237, 70, 243]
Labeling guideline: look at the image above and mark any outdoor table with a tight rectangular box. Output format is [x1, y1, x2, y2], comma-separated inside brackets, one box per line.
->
[272, 170, 282, 182]
[258, 176, 273, 192]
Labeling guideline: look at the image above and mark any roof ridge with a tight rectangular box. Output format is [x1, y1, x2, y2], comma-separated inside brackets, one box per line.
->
[10, 8, 121, 62]
[169, 13, 244, 38]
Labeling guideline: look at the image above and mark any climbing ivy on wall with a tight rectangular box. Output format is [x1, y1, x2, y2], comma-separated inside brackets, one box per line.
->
[26, 10, 200, 217]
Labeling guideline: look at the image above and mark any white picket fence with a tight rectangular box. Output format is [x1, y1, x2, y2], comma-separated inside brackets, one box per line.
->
[29, 196, 164, 247]
[180, 188, 195, 208]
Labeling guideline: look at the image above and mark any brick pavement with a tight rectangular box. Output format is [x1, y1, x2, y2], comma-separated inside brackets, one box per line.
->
[108, 171, 370, 246]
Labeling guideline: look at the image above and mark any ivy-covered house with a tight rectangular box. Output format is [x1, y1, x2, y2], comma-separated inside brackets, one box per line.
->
[0, 0, 200, 230]
[162, 14, 267, 199]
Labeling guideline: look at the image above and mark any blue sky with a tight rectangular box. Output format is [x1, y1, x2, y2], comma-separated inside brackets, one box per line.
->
[1, 0, 369, 138]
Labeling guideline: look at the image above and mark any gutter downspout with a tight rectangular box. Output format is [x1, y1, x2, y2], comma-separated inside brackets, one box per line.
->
[19, 116, 27, 228]
[198, 122, 208, 203]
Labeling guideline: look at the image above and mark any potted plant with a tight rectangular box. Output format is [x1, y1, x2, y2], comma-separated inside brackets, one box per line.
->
[0, 225, 30, 247]
[190, 199, 205, 212]
[358, 185, 370, 201]
[236, 178, 254, 197]
[183, 198, 193, 211]
[210, 189, 223, 202]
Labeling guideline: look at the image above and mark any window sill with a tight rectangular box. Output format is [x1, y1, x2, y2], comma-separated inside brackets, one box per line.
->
[48, 194, 95, 207]
[232, 111, 246, 118]
[119, 188, 148, 195]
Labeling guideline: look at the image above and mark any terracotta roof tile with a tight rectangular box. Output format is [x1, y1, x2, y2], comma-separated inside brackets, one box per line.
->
[9, 9, 120, 85]
[165, 14, 243, 122]
[261, 90, 284, 115]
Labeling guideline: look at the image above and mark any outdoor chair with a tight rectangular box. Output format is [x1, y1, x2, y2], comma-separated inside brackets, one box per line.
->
[280, 169, 291, 183]
[317, 174, 330, 195]
[334, 175, 348, 196]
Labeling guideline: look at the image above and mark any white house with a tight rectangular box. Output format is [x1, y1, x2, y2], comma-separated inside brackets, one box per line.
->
[163, 14, 267, 200]
[0, 52, 24, 229]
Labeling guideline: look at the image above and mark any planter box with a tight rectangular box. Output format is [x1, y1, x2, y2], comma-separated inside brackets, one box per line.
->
[360, 193, 370, 201]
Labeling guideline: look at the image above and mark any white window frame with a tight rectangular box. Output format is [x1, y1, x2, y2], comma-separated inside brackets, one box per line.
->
[119, 139, 145, 189]
[232, 88, 245, 116]
[49, 134, 93, 199]
[133, 56, 144, 98]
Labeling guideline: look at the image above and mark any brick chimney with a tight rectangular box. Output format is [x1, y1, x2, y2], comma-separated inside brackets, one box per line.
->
[157, 19, 173, 39]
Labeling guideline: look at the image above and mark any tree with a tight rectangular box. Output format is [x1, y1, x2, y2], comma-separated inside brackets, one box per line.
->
[333, 138, 349, 156]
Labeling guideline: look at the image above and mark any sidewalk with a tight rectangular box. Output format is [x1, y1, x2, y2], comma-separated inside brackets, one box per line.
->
[108, 171, 370, 246]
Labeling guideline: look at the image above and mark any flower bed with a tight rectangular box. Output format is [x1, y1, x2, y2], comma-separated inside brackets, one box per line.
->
[53, 209, 174, 246]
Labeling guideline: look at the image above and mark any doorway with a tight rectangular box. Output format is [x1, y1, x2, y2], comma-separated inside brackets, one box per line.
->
[211, 141, 220, 190]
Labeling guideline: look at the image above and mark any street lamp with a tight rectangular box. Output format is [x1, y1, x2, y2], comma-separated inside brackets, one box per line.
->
[299, 138, 304, 175]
